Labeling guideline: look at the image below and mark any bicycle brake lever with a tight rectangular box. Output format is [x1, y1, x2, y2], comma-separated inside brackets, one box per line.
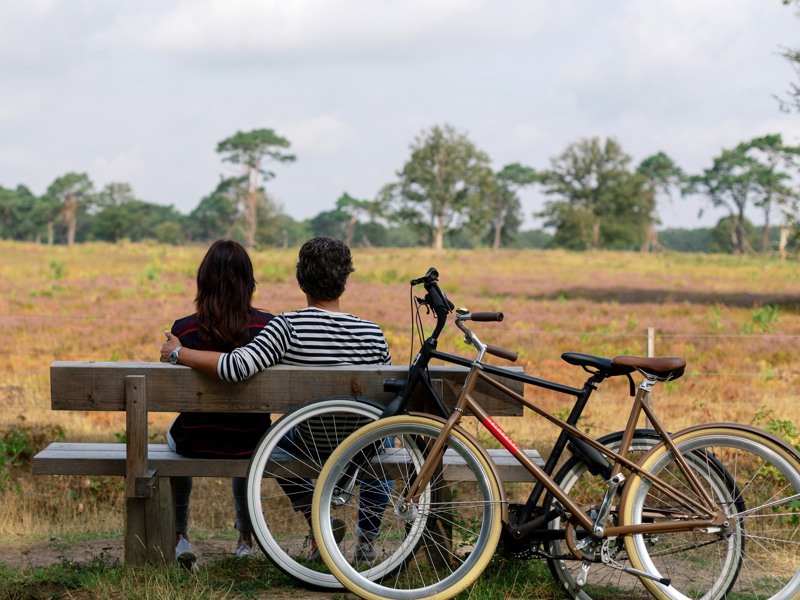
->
[415, 296, 431, 314]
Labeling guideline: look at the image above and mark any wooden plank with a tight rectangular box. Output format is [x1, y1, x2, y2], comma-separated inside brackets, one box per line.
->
[33, 443, 542, 481]
[33, 444, 251, 477]
[125, 375, 148, 498]
[50, 362, 524, 416]
[370, 448, 542, 482]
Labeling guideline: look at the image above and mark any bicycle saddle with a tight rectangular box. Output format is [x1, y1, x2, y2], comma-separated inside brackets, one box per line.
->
[611, 355, 686, 381]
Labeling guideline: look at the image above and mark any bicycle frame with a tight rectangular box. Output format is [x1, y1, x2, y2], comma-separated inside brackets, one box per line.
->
[400, 357, 730, 539]
[380, 268, 730, 553]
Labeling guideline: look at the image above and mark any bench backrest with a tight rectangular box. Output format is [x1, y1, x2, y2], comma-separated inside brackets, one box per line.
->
[50, 362, 524, 416]
[50, 361, 525, 500]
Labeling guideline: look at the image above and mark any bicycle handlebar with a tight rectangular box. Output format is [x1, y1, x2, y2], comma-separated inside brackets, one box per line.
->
[411, 267, 516, 361]
[468, 312, 504, 322]
[485, 344, 519, 362]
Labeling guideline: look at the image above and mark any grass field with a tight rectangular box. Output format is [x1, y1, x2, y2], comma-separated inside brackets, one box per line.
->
[0, 240, 798, 597]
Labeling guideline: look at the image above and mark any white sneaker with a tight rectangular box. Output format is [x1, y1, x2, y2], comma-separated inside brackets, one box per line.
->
[235, 541, 254, 559]
[175, 536, 200, 573]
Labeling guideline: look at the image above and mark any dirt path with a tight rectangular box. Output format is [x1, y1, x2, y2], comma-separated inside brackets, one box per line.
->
[0, 537, 349, 600]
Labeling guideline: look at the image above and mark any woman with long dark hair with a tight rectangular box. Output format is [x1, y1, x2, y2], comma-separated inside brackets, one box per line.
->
[164, 239, 273, 570]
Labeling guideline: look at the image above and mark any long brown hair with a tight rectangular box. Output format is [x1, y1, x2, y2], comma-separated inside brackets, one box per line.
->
[195, 239, 256, 351]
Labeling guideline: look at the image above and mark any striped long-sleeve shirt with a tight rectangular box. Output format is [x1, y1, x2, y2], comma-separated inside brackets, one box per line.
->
[217, 307, 391, 382]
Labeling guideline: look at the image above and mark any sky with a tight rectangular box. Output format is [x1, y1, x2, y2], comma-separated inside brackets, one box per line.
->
[1, 0, 799, 231]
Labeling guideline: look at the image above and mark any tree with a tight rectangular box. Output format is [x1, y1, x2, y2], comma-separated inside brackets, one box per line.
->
[637, 152, 684, 252]
[474, 163, 537, 250]
[538, 137, 656, 250]
[743, 134, 799, 254]
[334, 193, 385, 246]
[95, 182, 137, 208]
[687, 135, 798, 255]
[0, 185, 54, 241]
[309, 208, 350, 240]
[658, 227, 712, 253]
[385, 124, 493, 249]
[91, 183, 140, 242]
[90, 182, 186, 243]
[93, 198, 185, 243]
[686, 147, 755, 256]
[216, 129, 295, 249]
[188, 177, 244, 242]
[253, 191, 287, 247]
[709, 216, 758, 254]
[45, 173, 94, 246]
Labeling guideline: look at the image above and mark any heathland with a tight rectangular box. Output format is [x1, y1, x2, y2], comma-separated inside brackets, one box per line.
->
[0, 241, 798, 567]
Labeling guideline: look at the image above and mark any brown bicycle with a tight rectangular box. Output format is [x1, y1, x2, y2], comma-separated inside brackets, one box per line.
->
[311, 268, 800, 600]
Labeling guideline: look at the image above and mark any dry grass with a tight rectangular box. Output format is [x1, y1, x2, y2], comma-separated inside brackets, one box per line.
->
[1, 241, 799, 544]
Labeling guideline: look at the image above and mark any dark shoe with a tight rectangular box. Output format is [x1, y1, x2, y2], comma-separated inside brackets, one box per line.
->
[309, 517, 347, 561]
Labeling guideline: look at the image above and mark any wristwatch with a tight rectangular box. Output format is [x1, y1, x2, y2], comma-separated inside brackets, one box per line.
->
[169, 345, 183, 365]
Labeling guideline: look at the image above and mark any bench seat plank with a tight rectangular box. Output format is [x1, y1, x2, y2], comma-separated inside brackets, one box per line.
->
[34, 443, 542, 481]
[35, 443, 250, 477]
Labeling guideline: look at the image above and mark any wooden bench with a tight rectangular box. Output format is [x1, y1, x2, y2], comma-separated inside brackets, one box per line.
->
[34, 361, 536, 566]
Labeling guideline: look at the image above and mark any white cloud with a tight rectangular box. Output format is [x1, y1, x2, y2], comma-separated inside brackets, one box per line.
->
[620, 1, 752, 72]
[282, 115, 357, 155]
[0, 146, 45, 174]
[112, 1, 460, 51]
[0, 92, 43, 121]
[90, 145, 145, 185]
[509, 124, 545, 150]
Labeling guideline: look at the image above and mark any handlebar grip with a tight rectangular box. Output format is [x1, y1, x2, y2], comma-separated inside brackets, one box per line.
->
[485, 344, 518, 362]
[410, 267, 439, 286]
[470, 312, 504, 322]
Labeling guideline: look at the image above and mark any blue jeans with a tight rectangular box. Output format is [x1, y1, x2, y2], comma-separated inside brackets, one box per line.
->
[167, 427, 252, 533]
[172, 475, 252, 533]
[276, 428, 393, 539]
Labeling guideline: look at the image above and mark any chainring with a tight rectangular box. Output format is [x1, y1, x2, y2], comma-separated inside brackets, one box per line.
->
[498, 504, 542, 559]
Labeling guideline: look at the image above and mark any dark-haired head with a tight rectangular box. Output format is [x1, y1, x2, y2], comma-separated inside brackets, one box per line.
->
[296, 237, 354, 302]
[195, 239, 256, 350]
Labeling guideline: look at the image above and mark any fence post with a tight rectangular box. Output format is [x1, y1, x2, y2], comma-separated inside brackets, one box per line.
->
[645, 327, 655, 429]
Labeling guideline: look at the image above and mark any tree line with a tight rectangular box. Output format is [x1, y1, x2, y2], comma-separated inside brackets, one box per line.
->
[1, 125, 798, 256]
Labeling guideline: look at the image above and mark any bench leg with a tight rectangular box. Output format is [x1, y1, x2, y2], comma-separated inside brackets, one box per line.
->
[124, 477, 174, 566]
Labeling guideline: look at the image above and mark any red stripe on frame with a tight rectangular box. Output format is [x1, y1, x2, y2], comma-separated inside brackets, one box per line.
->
[481, 415, 522, 454]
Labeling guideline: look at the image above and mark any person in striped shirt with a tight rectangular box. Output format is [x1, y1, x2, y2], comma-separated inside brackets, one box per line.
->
[162, 236, 391, 377]
[161, 236, 391, 561]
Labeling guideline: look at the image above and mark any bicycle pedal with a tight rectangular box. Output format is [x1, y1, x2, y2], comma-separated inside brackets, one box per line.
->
[576, 560, 591, 587]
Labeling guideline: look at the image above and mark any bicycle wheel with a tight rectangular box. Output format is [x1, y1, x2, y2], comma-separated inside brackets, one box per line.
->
[546, 430, 662, 600]
[311, 415, 503, 600]
[622, 424, 800, 600]
[246, 397, 383, 590]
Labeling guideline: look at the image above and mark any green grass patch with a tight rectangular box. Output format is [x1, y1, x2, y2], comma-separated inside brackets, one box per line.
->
[0, 550, 568, 600]
[0, 554, 302, 600]
[455, 556, 561, 599]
